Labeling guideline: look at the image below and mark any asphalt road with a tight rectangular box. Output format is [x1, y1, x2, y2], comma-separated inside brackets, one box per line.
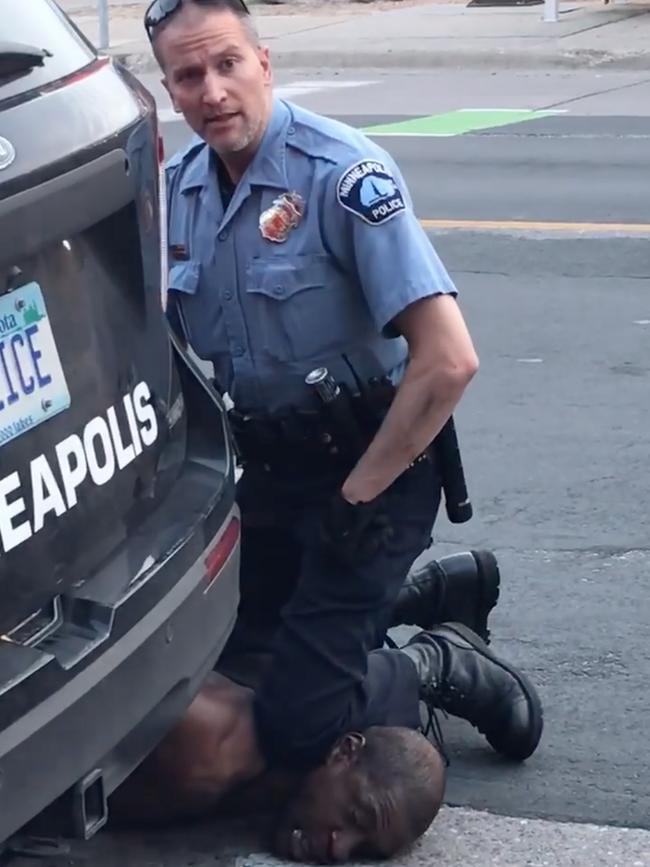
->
[158, 118, 650, 228]
[11, 69, 647, 866]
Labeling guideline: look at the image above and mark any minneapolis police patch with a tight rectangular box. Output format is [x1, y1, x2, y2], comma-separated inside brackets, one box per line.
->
[336, 159, 406, 226]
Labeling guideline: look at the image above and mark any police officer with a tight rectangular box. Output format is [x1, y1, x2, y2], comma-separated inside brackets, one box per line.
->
[145, 0, 543, 774]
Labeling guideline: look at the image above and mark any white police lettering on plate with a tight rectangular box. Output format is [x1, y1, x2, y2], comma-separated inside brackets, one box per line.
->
[336, 159, 406, 226]
[0, 281, 72, 448]
[0, 382, 159, 554]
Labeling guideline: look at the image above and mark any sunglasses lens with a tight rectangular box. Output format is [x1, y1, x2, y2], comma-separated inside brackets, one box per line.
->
[146, 0, 250, 36]
[146, 0, 181, 29]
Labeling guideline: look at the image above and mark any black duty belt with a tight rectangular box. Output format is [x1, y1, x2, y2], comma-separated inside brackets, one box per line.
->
[227, 406, 364, 471]
[228, 372, 396, 463]
[227, 368, 473, 524]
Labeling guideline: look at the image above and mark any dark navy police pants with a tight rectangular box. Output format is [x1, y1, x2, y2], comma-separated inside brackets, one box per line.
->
[224, 451, 442, 771]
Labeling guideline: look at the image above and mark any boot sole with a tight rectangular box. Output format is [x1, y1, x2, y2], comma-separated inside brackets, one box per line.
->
[470, 550, 501, 645]
[440, 621, 544, 762]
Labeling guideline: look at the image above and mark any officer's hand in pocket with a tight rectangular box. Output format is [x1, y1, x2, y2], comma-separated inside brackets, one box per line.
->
[320, 491, 392, 564]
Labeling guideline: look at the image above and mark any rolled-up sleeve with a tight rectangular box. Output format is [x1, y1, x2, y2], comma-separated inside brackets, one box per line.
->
[323, 150, 458, 337]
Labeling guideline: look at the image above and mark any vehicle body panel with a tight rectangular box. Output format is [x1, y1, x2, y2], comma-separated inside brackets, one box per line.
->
[0, 0, 240, 844]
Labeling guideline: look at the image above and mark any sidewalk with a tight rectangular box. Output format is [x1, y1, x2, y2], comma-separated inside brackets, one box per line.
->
[60, 805, 650, 866]
[62, 0, 650, 72]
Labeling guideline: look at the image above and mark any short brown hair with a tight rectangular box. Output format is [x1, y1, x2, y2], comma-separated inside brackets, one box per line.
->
[147, 0, 259, 65]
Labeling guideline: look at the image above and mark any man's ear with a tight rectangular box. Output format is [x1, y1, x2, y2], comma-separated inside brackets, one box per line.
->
[327, 732, 366, 767]
[259, 45, 272, 85]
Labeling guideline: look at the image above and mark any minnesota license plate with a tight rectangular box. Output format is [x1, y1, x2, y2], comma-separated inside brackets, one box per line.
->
[0, 282, 71, 448]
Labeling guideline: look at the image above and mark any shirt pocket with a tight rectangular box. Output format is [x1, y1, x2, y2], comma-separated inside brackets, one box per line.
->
[245, 253, 341, 362]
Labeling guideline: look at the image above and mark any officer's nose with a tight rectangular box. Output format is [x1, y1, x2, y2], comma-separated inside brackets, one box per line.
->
[202, 69, 228, 107]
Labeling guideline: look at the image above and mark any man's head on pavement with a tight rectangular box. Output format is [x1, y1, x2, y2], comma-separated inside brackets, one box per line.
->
[146, 0, 272, 170]
[274, 727, 446, 863]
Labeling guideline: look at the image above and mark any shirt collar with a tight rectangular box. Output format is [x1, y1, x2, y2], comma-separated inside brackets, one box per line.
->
[177, 135, 211, 194]
[179, 97, 291, 195]
[245, 96, 291, 190]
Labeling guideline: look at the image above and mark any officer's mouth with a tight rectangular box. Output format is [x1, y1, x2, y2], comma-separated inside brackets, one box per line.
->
[204, 112, 239, 130]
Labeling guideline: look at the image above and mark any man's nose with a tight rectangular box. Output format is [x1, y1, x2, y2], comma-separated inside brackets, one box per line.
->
[202, 69, 227, 106]
[331, 829, 364, 863]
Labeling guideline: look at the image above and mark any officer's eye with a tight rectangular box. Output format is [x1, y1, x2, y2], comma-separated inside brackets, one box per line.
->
[175, 67, 202, 84]
[220, 57, 237, 73]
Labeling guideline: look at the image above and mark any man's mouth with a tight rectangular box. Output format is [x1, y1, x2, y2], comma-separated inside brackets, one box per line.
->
[288, 829, 337, 864]
[205, 112, 238, 127]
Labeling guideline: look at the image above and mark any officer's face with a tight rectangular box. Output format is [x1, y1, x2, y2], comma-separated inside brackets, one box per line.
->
[274, 734, 412, 863]
[157, 5, 272, 159]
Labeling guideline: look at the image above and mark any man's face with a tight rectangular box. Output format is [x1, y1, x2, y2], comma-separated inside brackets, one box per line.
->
[156, 5, 272, 156]
[274, 734, 411, 864]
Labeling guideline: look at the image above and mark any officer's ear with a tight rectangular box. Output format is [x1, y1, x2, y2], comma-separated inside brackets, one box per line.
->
[258, 45, 272, 85]
[327, 732, 366, 768]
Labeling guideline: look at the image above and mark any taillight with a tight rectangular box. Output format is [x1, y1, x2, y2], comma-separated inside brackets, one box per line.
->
[157, 134, 169, 313]
[204, 517, 240, 592]
[62, 56, 111, 85]
[40, 57, 110, 94]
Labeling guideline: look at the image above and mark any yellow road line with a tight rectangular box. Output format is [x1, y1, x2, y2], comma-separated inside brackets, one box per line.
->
[419, 218, 650, 234]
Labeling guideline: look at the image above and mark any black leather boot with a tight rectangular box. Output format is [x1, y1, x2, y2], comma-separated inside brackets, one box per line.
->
[400, 622, 543, 761]
[391, 551, 501, 643]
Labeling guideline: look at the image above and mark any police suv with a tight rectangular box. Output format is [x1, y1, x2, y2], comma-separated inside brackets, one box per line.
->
[0, 0, 240, 849]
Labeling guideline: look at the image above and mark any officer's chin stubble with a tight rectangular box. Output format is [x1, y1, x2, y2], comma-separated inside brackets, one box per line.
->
[155, 3, 273, 177]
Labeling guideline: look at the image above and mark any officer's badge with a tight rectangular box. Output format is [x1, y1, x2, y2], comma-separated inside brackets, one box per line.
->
[337, 159, 406, 226]
[259, 192, 305, 243]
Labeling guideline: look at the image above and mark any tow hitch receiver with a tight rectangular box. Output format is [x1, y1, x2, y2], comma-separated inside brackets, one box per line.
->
[72, 769, 107, 840]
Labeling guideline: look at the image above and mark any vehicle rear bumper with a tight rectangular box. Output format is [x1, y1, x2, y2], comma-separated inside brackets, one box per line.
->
[0, 506, 240, 844]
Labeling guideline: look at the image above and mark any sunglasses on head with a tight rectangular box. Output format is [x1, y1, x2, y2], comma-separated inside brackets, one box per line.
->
[144, 0, 250, 42]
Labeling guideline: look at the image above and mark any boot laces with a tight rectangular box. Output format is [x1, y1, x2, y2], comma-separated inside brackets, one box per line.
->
[385, 634, 450, 764]
[428, 676, 493, 739]
[419, 677, 488, 764]
[423, 704, 450, 767]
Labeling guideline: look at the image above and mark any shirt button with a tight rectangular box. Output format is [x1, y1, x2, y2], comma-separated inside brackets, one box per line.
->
[273, 285, 284, 296]
[224, 290, 232, 301]
[233, 344, 244, 357]
[218, 231, 229, 241]
[287, 126, 296, 136]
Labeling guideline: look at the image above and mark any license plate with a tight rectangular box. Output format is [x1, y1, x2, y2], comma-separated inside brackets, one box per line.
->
[0, 282, 71, 448]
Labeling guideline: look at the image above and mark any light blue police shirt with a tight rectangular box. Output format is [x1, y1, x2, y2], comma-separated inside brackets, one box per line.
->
[165, 97, 458, 415]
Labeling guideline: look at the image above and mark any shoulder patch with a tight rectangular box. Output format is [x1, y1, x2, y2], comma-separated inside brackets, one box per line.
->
[336, 159, 406, 226]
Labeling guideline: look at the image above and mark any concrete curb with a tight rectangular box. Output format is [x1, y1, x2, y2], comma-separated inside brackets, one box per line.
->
[110, 44, 650, 73]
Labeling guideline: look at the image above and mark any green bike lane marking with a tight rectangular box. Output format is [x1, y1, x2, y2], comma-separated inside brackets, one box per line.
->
[362, 108, 564, 137]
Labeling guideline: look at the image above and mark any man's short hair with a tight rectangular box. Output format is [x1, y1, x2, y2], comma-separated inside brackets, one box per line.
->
[146, 0, 260, 62]
[359, 727, 446, 840]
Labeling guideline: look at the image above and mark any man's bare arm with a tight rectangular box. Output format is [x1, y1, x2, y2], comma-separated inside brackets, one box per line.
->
[342, 294, 479, 504]
[109, 674, 265, 827]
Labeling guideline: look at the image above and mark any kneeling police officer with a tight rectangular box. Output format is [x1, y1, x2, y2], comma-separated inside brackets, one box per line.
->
[147, 0, 543, 775]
